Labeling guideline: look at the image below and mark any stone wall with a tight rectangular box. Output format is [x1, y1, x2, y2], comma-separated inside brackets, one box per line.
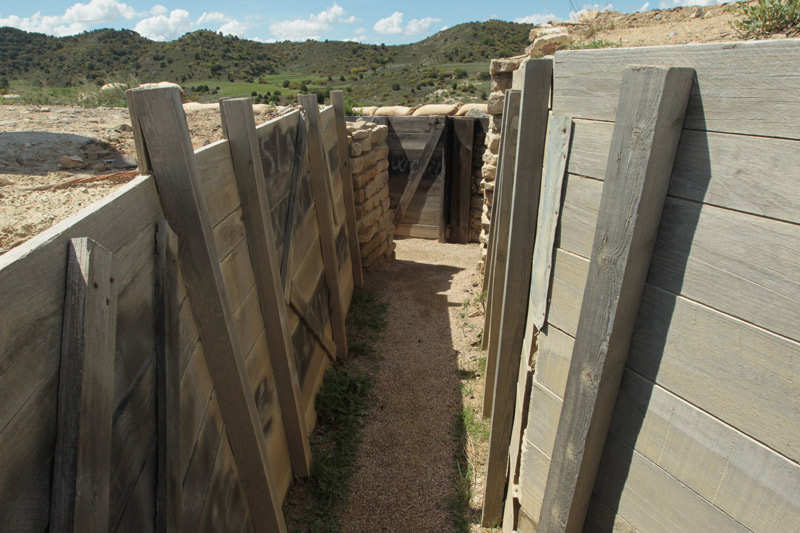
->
[346, 119, 395, 272]
[470, 120, 487, 245]
[478, 56, 524, 272]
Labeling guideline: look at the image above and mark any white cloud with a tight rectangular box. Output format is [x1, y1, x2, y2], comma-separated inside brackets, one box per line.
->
[658, 0, 727, 7]
[134, 9, 193, 40]
[343, 36, 364, 42]
[569, 3, 614, 21]
[639, 2, 650, 11]
[269, 2, 355, 41]
[373, 12, 442, 36]
[514, 13, 557, 24]
[355, 27, 367, 35]
[0, 0, 137, 36]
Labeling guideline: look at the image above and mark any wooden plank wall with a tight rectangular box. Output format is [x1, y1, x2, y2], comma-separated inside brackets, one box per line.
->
[512, 40, 800, 531]
[0, 98, 356, 531]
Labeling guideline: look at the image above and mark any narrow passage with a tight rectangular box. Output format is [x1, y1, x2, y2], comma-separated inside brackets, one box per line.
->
[340, 238, 488, 532]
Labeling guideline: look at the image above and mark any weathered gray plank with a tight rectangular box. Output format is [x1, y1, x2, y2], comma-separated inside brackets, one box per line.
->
[630, 283, 800, 461]
[331, 91, 365, 286]
[555, 173, 602, 260]
[450, 117, 475, 243]
[155, 221, 182, 532]
[553, 40, 800, 138]
[525, 382, 562, 459]
[220, 97, 312, 477]
[592, 435, 750, 533]
[392, 119, 445, 227]
[546, 249, 589, 338]
[568, 118, 800, 224]
[518, 438, 550, 528]
[298, 95, 349, 360]
[648, 196, 800, 341]
[51, 237, 117, 532]
[127, 86, 286, 532]
[538, 66, 694, 532]
[534, 324, 574, 400]
[483, 59, 552, 526]
[482, 90, 522, 418]
[611, 369, 800, 532]
[530, 115, 573, 330]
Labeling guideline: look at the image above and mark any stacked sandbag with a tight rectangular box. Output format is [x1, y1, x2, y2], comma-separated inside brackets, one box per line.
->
[346, 119, 396, 272]
[479, 56, 523, 272]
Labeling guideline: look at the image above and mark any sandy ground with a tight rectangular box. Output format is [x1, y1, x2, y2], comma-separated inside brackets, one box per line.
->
[0, 103, 286, 254]
[340, 238, 489, 532]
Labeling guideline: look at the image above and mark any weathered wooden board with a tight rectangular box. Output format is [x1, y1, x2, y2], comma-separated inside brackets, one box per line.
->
[529, 115, 573, 330]
[449, 117, 475, 243]
[545, 249, 589, 337]
[610, 369, 800, 532]
[648, 196, 800, 341]
[538, 66, 694, 531]
[195, 140, 240, 227]
[534, 325, 574, 400]
[554, 173, 602, 260]
[553, 40, 800, 138]
[568, 118, 800, 224]
[629, 283, 800, 461]
[518, 439, 550, 528]
[592, 435, 751, 532]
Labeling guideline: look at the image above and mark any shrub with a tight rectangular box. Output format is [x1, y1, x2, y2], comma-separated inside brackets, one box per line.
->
[392, 83, 401, 90]
[282, 79, 290, 87]
[731, 0, 800, 36]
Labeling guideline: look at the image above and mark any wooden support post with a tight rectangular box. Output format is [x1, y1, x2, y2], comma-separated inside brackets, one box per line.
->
[298, 94, 348, 360]
[51, 237, 117, 533]
[155, 221, 182, 533]
[219, 97, 313, 477]
[482, 59, 552, 527]
[127, 87, 286, 533]
[537, 66, 694, 532]
[330, 91, 365, 287]
[449, 117, 474, 244]
[392, 119, 445, 228]
[482, 90, 522, 419]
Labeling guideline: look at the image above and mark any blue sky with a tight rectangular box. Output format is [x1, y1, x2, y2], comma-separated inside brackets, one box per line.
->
[0, 0, 723, 44]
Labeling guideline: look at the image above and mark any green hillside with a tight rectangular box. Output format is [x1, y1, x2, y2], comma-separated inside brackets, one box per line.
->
[0, 20, 533, 106]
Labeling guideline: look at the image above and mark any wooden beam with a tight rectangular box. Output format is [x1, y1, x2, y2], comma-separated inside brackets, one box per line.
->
[482, 90, 522, 418]
[449, 117, 474, 244]
[482, 59, 552, 526]
[219, 97, 313, 477]
[537, 65, 694, 532]
[51, 237, 117, 532]
[155, 221, 182, 533]
[530, 114, 573, 330]
[331, 91, 365, 287]
[127, 86, 286, 533]
[298, 94, 348, 360]
[392, 119, 445, 228]
[289, 282, 337, 361]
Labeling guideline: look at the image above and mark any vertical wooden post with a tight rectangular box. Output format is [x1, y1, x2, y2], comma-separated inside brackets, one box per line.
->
[482, 90, 522, 418]
[391, 119, 445, 228]
[449, 117, 474, 244]
[298, 94, 348, 360]
[51, 237, 117, 533]
[537, 66, 694, 532]
[219, 97, 312, 476]
[127, 87, 286, 533]
[330, 91, 365, 287]
[155, 221, 182, 533]
[482, 59, 552, 526]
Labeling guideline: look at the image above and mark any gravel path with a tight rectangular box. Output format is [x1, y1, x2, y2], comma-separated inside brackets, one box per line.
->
[341, 238, 483, 532]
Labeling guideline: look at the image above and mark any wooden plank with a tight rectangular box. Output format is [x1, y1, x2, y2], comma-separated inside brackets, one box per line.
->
[195, 140, 240, 227]
[394, 224, 440, 239]
[518, 439, 550, 528]
[220, 97, 312, 477]
[525, 382, 563, 458]
[629, 283, 800, 461]
[547, 249, 589, 337]
[535, 325, 574, 400]
[610, 369, 800, 532]
[592, 435, 750, 532]
[556, 174, 602, 260]
[483, 59, 552, 527]
[530, 115, 572, 330]
[552, 40, 800, 138]
[155, 221, 182, 532]
[289, 282, 337, 360]
[50, 237, 117, 532]
[648, 196, 800, 341]
[449, 117, 474, 243]
[392, 119, 445, 227]
[482, 90, 522, 418]
[299, 94, 348, 360]
[331, 91, 365, 287]
[538, 66, 694, 532]
[568, 119, 800, 224]
[127, 86, 286, 533]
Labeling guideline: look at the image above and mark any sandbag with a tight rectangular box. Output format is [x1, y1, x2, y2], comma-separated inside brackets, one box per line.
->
[412, 104, 459, 116]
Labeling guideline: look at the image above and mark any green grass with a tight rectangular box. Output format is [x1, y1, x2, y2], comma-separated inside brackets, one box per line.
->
[568, 39, 623, 50]
[730, 0, 800, 37]
[283, 288, 387, 532]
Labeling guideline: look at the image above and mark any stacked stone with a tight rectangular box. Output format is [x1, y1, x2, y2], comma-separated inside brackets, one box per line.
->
[478, 56, 524, 272]
[469, 122, 487, 243]
[346, 119, 396, 272]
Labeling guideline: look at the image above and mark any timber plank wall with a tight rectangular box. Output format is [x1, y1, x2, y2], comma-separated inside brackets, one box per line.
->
[0, 91, 357, 531]
[481, 40, 800, 532]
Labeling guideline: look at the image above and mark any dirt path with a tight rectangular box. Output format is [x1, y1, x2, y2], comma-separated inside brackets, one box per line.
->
[341, 238, 488, 532]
